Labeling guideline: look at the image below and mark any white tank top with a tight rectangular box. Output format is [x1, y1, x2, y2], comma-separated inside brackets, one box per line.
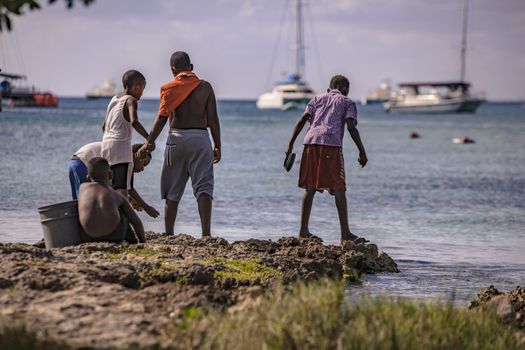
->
[101, 95, 133, 165]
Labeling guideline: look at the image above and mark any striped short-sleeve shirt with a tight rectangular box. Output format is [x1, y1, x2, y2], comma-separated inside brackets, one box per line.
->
[303, 90, 357, 147]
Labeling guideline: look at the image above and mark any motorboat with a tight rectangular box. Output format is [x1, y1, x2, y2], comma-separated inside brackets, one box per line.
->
[384, 0, 485, 114]
[0, 71, 58, 108]
[384, 81, 484, 113]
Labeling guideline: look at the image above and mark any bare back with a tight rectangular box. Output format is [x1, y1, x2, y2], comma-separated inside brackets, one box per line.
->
[170, 81, 217, 129]
[78, 182, 123, 237]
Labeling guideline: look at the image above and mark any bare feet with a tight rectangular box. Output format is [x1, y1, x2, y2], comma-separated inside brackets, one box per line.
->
[299, 232, 313, 238]
[298, 232, 324, 243]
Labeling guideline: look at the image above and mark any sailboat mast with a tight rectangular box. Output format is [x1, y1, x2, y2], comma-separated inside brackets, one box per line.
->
[460, 0, 469, 82]
[295, 0, 305, 79]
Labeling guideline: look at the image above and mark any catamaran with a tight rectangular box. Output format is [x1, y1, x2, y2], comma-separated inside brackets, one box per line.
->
[384, 0, 485, 113]
[256, 0, 315, 111]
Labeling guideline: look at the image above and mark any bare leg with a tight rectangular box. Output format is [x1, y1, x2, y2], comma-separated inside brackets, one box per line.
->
[197, 194, 212, 237]
[164, 199, 179, 235]
[299, 188, 316, 237]
[334, 190, 358, 241]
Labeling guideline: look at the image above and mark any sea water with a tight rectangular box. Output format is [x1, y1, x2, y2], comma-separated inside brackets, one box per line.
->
[0, 98, 524, 303]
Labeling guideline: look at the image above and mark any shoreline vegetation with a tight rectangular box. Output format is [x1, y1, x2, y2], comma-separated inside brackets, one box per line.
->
[0, 233, 523, 349]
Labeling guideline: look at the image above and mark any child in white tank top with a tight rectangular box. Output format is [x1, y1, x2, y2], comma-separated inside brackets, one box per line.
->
[101, 70, 150, 198]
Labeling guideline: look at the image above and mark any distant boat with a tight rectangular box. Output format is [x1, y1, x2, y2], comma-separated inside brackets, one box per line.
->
[361, 80, 395, 105]
[384, 81, 484, 113]
[86, 79, 119, 99]
[256, 0, 315, 110]
[384, 0, 485, 113]
[0, 71, 58, 108]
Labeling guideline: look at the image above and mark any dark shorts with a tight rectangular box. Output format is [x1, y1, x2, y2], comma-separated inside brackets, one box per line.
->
[111, 163, 133, 190]
[80, 211, 137, 244]
[299, 145, 346, 192]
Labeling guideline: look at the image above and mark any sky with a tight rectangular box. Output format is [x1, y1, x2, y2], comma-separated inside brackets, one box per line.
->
[0, 0, 524, 100]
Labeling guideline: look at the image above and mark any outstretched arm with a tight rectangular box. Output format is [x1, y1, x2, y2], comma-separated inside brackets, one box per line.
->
[286, 112, 310, 154]
[346, 119, 367, 168]
[205, 82, 221, 164]
[118, 193, 146, 242]
[129, 188, 159, 218]
[127, 98, 149, 139]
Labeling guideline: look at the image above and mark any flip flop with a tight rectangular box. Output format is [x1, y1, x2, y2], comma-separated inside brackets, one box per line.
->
[284, 152, 296, 172]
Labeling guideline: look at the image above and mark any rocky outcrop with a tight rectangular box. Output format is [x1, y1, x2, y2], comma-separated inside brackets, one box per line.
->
[0, 232, 398, 349]
[469, 285, 525, 330]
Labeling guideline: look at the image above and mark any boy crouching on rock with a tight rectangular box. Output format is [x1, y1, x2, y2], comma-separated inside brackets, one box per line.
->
[286, 75, 368, 244]
[78, 157, 146, 243]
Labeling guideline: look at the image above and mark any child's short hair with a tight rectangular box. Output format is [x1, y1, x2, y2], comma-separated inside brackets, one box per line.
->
[87, 157, 110, 182]
[122, 70, 146, 89]
[329, 75, 350, 90]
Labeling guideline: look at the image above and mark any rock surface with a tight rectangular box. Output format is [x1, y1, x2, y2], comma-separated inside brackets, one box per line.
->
[0, 232, 398, 349]
[469, 285, 525, 330]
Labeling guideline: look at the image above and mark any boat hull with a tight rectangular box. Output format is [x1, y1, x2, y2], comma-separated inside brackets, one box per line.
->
[256, 92, 313, 111]
[384, 97, 483, 113]
[361, 98, 390, 105]
[3, 93, 58, 108]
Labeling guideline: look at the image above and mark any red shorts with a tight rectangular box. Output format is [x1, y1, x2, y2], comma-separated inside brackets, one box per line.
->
[298, 145, 346, 192]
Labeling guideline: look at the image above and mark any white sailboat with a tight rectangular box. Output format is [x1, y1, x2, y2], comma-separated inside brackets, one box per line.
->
[256, 0, 315, 111]
[384, 0, 485, 113]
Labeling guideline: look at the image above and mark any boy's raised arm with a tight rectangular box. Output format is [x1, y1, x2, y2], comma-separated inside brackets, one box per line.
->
[286, 112, 310, 155]
[346, 119, 368, 168]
